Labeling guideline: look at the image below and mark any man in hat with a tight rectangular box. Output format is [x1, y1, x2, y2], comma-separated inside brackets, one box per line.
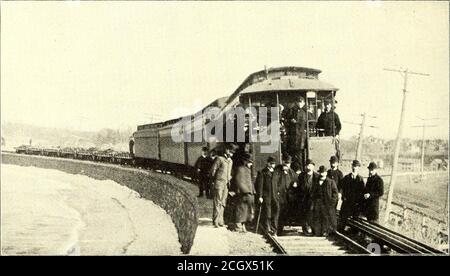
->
[327, 156, 344, 207]
[311, 165, 339, 236]
[255, 156, 277, 234]
[271, 154, 297, 236]
[287, 161, 302, 225]
[234, 153, 256, 232]
[298, 159, 319, 235]
[316, 99, 342, 137]
[285, 96, 307, 166]
[129, 136, 135, 158]
[362, 162, 384, 223]
[210, 143, 235, 227]
[338, 160, 365, 231]
[195, 147, 213, 198]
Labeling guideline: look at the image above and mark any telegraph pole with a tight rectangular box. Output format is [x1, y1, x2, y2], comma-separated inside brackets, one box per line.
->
[383, 68, 429, 224]
[356, 113, 367, 161]
[412, 116, 443, 179]
[345, 113, 377, 161]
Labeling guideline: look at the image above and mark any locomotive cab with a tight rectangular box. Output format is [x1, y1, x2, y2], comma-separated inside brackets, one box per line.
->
[237, 67, 340, 171]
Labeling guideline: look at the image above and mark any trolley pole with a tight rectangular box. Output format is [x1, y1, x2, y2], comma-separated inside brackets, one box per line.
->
[383, 68, 429, 225]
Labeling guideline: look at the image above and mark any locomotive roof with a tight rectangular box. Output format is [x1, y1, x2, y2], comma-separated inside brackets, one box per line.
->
[224, 66, 335, 103]
[240, 77, 338, 94]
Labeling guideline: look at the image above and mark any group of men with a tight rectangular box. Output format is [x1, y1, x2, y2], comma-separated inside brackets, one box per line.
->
[282, 95, 342, 166]
[255, 155, 385, 236]
[195, 144, 384, 236]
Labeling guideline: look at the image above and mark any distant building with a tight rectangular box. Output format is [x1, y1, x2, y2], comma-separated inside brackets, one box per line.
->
[398, 158, 421, 172]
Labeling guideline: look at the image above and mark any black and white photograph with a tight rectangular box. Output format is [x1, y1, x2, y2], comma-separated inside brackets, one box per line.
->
[1, 0, 449, 260]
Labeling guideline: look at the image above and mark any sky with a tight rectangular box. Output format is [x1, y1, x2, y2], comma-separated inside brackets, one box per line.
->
[1, 1, 449, 139]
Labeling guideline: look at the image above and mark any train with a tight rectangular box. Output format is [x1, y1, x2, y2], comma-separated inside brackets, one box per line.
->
[14, 66, 340, 176]
[132, 66, 340, 175]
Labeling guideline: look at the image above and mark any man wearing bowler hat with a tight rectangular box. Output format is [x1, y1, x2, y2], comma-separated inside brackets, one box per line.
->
[255, 156, 277, 234]
[271, 154, 297, 236]
[362, 162, 384, 223]
[298, 159, 319, 235]
[327, 155, 344, 192]
[285, 96, 308, 166]
[338, 160, 365, 231]
[310, 165, 339, 236]
[210, 143, 235, 228]
[234, 152, 256, 233]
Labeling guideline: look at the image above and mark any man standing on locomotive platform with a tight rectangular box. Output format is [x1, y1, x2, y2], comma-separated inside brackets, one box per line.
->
[210, 143, 235, 228]
[362, 162, 384, 224]
[338, 160, 365, 232]
[316, 99, 342, 137]
[234, 153, 256, 233]
[255, 157, 277, 234]
[271, 154, 298, 236]
[310, 166, 339, 236]
[286, 96, 307, 167]
[194, 147, 213, 198]
[298, 159, 319, 235]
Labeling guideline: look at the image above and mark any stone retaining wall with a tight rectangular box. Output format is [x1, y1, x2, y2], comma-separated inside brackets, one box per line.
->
[1, 153, 198, 254]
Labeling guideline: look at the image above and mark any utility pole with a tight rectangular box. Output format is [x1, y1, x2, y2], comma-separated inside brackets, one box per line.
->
[411, 122, 438, 179]
[412, 116, 443, 179]
[356, 113, 367, 161]
[344, 113, 378, 161]
[383, 68, 429, 225]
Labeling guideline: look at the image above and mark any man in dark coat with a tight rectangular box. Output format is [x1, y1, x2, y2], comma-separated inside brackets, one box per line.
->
[311, 166, 339, 236]
[285, 96, 307, 166]
[234, 153, 256, 233]
[316, 99, 342, 137]
[297, 159, 319, 235]
[327, 156, 344, 192]
[129, 137, 135, 158]
[362, 162, 384, 223]
[195, 147, 213, 198]
[255, 157, 277, 234]
[327, 155, 344, 209]
[338, 160, 365, 231]
[271, 154, 297, 236]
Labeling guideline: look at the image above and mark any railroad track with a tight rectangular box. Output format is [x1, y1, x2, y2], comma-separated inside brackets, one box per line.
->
[346, 218, 445, 255]
[266, 226, 370, 255]
[266, 219, 446, 255]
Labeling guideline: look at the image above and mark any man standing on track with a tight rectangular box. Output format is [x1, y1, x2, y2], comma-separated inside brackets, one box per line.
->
[272, 154, 297, 236]
[338, 160, 365, 232]
[310, 166, 339, 236]
[234, 153, 256, 233]
[362, 162, 384, 224]
[255, 156, 277, 234]
[327, 155, 344, 208]
[298, 159, 319, 235]
[210, 144, 234, 228]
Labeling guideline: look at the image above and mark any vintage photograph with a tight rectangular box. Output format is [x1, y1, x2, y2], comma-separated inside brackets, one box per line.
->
[1, 1, 449, 257]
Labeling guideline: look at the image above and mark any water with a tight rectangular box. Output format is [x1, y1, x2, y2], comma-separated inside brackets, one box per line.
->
[1, 164, 181, 255]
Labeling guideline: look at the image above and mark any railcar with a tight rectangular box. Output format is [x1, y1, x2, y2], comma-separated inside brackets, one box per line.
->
[132, 66, 340, 174]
